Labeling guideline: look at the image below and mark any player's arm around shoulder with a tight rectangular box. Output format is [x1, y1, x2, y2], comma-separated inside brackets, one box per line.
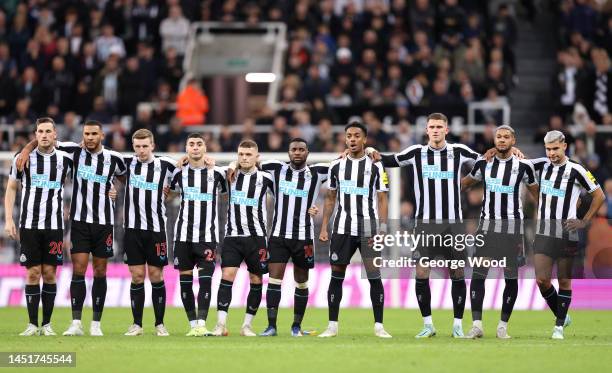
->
[462, 159, 485, 190]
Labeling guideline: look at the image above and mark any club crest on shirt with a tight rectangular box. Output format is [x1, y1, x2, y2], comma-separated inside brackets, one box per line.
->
[154, 166, 161, 172]
[447, 153, 454, 159]
[364, 170, 371, 176]
[304, 170, 312, 180]
[103, 160, 112, 165]
[207, 175, 215, 182]
[562, 171, 570, 179]
[511, 167, 519, 175]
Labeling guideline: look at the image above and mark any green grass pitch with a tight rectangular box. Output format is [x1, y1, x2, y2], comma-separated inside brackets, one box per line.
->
[1, 307, 611, 373]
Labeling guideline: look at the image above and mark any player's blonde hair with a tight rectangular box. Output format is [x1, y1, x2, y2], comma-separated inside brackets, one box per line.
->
[132, 128, 155, 143]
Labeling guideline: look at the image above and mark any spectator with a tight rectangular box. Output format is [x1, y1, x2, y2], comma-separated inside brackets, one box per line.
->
[94, 53, 121, 113]
[42, 55, 74, 112]
[15, 67, 43, 114]
[159, 5, 190, 56]
[158, 117, 188, 151]
[95, 23, 125, 61]
[176, 77, 209, 125]
[118, 56, 145, 115]
[88, 96, 113, 124]
[582, 48, 611, 123]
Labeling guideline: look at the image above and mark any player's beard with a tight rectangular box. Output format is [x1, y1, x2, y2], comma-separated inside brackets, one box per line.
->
[495, 145, 512, 158]
[290, 158, 306, 169]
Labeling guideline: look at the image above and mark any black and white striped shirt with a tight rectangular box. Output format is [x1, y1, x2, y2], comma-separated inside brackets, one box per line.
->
[382, 143, 480, 221]
[57, 142, 126, 225]
[122, 156, 176, 233]
[9, 149, 73, 230]
[469, 156, 537, 234]
[225, 169, 274, 238]
[530, 157, 600, 240]
[170, 165, 227, 243]
[262, 160, 329, 241]
[328, 155, 388, 236]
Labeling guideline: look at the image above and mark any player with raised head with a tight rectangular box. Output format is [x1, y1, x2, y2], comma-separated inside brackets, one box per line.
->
[169, 133, 227, 336]
[461, 125, 539, 339]
[228, 138, 327, 337]
[530, 130, 605, 339]
[318, 121, 391, 338]
[372, 112, 509, 338]
[16, 120, 126, 337]
[5, 118, 73, 336]
[211, 140, 274, 337]
[119, 129, 177, 337]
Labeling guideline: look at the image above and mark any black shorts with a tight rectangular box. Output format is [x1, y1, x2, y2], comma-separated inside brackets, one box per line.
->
[474, 231, 524, 269]
[412, 223, 468, 262]
[329, 234, 380, 267]
[70, 221, 114, 258]
[19, 228, 64, 267]
[173, 241, 216, 275]
[124, 228, 168, 267]
[534, 235, 579, 259]
[220, 236, 268, 275]
[268, 237, 315, 270]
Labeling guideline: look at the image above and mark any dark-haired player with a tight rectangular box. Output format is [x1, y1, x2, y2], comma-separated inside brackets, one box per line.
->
[318, 122, 391, 338]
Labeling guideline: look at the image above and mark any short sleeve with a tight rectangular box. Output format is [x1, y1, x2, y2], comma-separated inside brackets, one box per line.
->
[468, 159, 486, 181]
[456, 144, 481, 168]
[327, 162, 339, 190]
[170, 168, 181, 191]
[574, 164, 600, 193]
[56, 141, 81, 153]
[214, 167, 228, 194]
[112, 153, 127, 176]
[375, 163, 389, 192]
[521, 161, 537, 186]
[388, 145, 420, 167]
[311, 163, 329, 183]
[260, 159, 284, 175]
[8, 156, 22, 180]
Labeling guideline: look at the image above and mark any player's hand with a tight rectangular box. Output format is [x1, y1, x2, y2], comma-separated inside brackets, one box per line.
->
[4, 220, 17, 240]
[176, 155, 188, 168]
[109, 185, 118, 201]
[365, 147, 381, 162]
[483, 148, 497, 162]
[511, 147, 524, 159]
[163, 186, 170, 198]
[308, 205, 319, 217]
[339, 149, 350, 159]
[203, 154, 216, 169]
[319, 229, 329, 242]
[16, 149, 31, 172]
[227, 167, 237, 183]
[564, 219, 587, 231]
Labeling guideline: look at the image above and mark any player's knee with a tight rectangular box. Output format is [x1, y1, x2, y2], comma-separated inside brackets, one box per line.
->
[249, 273, 262, 285]
[27, 266, 41, 283]
[148, 269, 163, 283]
[92, 266, 106, 278]
[41, 266, 56, 283]
[130, 269, 146, 284]
[536, 277, 551, 289]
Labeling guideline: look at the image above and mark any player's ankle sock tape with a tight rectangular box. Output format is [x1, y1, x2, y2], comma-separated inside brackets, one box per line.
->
[540, 285, 559, 317]
[266, 284, 282, 327]
[179, 275, 196, 319]
[130, 282, 145, 326]
[151, 281, 166, 326]
[197, 275, 212, 321]
[246, 284, 263, 315]
[217, 280, 233, 312]
[556, 289, 572, 326]
[368, 278, 384, 323]
[501, 279, 518, 322]
[451, 278, 466, 319]
[415, 279, 432, 317]
[41, 283, 57, 326]
[92, 276, 107, 322]
[328, 272, 345, 322]
[470, 278, 485, 319]
[70, 275, 86, 320]
[25, 284, 41, 326]
[293, 287, 309, 325]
